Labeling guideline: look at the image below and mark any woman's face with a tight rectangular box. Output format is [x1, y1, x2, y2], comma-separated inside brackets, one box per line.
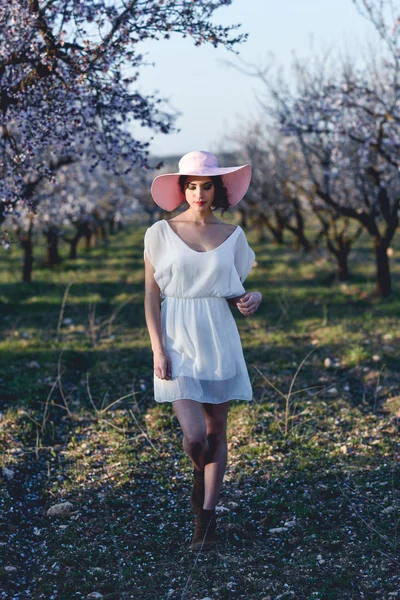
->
[184, 176, 215, 210]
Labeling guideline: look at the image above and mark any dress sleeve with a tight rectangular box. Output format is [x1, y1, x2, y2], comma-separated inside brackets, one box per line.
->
[143, 223, 161, 270]
[234, 227, 256, 284]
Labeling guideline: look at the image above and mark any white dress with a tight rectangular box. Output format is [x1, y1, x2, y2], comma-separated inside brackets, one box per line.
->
[143, 219, 256, 404]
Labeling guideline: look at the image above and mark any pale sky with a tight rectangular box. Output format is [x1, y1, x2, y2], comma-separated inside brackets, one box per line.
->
[133, 0, 375, 157]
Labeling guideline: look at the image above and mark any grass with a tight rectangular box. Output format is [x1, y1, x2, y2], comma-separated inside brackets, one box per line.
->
[0, 220, 399, 600]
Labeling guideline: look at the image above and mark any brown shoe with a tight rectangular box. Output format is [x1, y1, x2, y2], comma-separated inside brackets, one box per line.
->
[190, 468, 205, 515]
[190, 508, 217, 552]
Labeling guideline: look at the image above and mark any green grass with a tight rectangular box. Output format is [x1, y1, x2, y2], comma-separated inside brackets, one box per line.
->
[0, 221, 399, 599]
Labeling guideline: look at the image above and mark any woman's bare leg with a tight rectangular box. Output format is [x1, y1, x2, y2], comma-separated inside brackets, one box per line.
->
[172, 399, 230, 510]
[202, 401, 230, 510]
[172, 399, 208, 470]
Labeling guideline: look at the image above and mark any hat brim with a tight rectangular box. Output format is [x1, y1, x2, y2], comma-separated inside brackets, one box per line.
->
[151, 164, 251, 211]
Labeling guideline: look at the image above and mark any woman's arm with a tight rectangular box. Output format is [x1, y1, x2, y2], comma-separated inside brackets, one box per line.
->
[144, 253, 171, 379]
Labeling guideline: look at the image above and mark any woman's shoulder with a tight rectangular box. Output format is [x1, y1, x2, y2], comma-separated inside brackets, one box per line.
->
[146, 219, 165, 231]
[224, 222, 241, 233]
[212, 219, 242, 234]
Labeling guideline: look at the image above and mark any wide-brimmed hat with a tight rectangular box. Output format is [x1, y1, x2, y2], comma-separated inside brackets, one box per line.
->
[151, 150, 251, 211]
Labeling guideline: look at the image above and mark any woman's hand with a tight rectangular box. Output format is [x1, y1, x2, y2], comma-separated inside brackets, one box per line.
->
[236, 291, 262, 317]
[153, 348, 172, 380]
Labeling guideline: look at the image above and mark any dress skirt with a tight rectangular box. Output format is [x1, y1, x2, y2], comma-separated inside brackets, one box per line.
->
[153, 296, 253, 404]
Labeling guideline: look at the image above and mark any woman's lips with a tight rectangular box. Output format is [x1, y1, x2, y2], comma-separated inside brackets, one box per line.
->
[195, 201, 205, 205]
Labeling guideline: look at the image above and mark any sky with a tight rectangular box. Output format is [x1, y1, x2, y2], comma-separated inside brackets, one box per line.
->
[133, 0, 376, 158]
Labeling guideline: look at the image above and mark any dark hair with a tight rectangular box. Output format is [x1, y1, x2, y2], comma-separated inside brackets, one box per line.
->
[178, 175, 230, 217]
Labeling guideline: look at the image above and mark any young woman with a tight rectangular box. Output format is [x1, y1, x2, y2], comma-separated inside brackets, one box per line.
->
[143, 150, 262, 551]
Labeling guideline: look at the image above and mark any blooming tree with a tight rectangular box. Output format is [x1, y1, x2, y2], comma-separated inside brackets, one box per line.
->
[0, 0, 245, 231]
[9, 159, 145, 280]
[235, 122, 314, 249]
[257, 0, 400, 297]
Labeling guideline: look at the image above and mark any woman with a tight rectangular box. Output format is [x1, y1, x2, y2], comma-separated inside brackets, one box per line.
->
[143, 150, 262, 551]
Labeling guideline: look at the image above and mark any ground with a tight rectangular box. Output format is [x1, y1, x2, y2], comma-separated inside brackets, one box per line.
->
[0, 222, 399, 599]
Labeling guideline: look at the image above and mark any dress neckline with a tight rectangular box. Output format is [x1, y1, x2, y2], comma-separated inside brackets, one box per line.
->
[163, 220, 240, 254]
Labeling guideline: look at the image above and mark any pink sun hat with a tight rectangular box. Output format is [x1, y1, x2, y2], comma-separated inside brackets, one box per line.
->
[151, 150, 251, 212]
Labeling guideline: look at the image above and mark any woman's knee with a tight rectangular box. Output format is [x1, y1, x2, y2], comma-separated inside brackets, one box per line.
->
[183, 433, 208, 457]
[207, 419, 227, 441]
[206, 428, 227, 448]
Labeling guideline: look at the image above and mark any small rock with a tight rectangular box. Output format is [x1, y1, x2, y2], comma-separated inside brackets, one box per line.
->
[4, 566, 17, 573]
[215, 506, 230, 514]
[327, 386, 338, 395]
[63, 318, 73, 325]
[269, 527, 288, 533]
[87, 593, 104, 599]
[324, 358, 332, 368]
[284, 520, 296, 528]
[89, 568, 105, 575]
[33, 527, 41, 536]
[382, 506, 395, 514]
[2, 467, 14, 480]
[372, 355, 381, 362]
[340, 445, 348, 454]
[27, 360, 40, 369]
[47, 501, 74, 517]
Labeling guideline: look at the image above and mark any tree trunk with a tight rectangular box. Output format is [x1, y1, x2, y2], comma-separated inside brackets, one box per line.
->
[64, 223, 88, 259]
[20, 225, 34, 283]
[266, 224, 284, 244]
[336, 250, 350, 282]
[288, 227, 312, 252]
[297, 231, 312, 252]
[325, 236, 351, 283]
[255, 222, 268, 243]
[85, 227, 93, 251]
[374, 238, 392, 297]
[68, 236, 79, 259]
[288, 198, 312, 252]
[108, 219, 115, 235]
[22, 240, 33, 282]
[45, 227, 62, 267]
[97, 223, 107, 241]
[273, 209, 286, 244]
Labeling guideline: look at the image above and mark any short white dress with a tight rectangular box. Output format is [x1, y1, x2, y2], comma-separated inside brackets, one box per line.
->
[143, 219, 256, 404]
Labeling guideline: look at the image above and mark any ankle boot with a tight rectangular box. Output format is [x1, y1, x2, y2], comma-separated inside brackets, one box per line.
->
[191, 508, 217, 552]
[190, 468, 205, 515]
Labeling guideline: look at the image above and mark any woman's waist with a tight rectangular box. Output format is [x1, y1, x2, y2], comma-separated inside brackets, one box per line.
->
[162, 295, 229, 301]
